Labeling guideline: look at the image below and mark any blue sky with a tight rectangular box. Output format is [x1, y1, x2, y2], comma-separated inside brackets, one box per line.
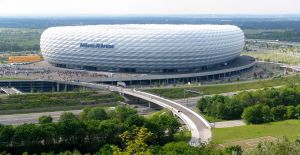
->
[0, 0, 299, 16]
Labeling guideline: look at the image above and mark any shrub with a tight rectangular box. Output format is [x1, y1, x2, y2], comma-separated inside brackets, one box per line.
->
[38, 115, 53, 124]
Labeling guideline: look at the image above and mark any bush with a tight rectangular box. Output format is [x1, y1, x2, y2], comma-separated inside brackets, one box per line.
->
[38, 115, 53, 124]
[271, 105, 287, 121]
[86, 107, 107, 121]
[286, 106, 296, 119]
[242, 105, 272, 124]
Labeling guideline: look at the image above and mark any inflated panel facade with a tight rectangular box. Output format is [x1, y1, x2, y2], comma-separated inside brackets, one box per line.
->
[40, 24, 244, 72]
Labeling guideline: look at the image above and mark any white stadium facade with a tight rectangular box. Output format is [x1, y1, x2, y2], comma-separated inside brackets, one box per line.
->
[40, 24, 255, 84]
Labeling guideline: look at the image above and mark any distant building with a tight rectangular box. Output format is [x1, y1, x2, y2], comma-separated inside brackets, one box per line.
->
[8, 55, 42, 64]
[40, 24, 244, 73]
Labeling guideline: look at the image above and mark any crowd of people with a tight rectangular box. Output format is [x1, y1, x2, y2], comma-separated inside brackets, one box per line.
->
[0, 64, 112, 82]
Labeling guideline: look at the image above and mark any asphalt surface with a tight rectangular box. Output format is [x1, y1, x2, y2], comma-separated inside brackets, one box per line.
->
[124, 89, 211, 145]
[0, 81, 212, 145]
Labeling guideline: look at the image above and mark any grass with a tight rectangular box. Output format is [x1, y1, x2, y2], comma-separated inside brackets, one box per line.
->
[174, 130, 192, 142]
[143, 74, 300, 99]
[0, 103, 117, 115]
[212, 119, 300, 144]
[203, 114, 225, 123]
[0, 27, 42, 52]
[145, 109, 169, 118]
[242, 51, 300, 65]
[0, 91, 123, 114]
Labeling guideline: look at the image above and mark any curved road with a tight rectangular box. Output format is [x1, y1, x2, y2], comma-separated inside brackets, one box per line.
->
[73, 82, 212, 145]
[0, 81, 212, 146]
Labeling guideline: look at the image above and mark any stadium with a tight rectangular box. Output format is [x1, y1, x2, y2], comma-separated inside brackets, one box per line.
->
[40, 24, 249, 73]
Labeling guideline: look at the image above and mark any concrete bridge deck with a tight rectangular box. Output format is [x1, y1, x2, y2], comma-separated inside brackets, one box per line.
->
[67, 81, 212, 145]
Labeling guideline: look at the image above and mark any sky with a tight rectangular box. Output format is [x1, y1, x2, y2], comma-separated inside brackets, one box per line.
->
[0, 0, 300, 16]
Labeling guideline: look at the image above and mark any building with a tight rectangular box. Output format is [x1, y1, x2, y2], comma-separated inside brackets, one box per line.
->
[8, 55, 42, 64]
[40, 24, 245, 73]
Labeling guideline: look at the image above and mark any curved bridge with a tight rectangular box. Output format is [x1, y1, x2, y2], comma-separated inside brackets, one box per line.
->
[64, 81, 212, 145]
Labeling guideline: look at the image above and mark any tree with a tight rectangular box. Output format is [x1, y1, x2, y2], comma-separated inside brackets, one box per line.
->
[147, 111, 180, 143]
[111, 127, 154, 155]
[271, 105, 287, 121]
[86, 107, 108, 121]
[294, 105, 300, 119]
[59, 112, 78, 122]
[110, 106, 138, 122]
[197, 97, 209, 112]
[0, 125, 14, 148]
[261, 105, 272, 122]
[286, 106, 296, 119]
[125, 114, 146, 127]
[160, 141, 200, 155]
[242, 104, 270, 124]
[38, 115, 53, 124]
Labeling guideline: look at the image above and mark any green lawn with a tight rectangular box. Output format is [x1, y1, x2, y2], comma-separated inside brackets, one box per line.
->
[143, 74, 300, 99]
[0, 91, 123, 114]
[212, 119, 300, 144]
[174, 130, 191, 142]
[242, 52, 300, 65]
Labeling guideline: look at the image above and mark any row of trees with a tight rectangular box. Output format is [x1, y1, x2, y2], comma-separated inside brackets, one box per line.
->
[197, 84, 300, 123]
[242, 104, 300, 124]
[0, 106, 180, 154]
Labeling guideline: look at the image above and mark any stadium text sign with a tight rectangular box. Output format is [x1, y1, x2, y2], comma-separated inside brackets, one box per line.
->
[80, 43, 114, 48]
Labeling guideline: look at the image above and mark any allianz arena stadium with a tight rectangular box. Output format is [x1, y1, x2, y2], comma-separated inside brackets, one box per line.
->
[40, 24, 245, 73]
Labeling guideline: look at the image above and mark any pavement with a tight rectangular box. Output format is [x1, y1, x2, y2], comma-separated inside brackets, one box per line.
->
[124, 89, 212, 145]
[212, 120, 245, 128]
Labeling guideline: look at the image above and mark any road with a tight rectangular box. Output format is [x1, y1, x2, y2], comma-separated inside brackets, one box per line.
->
[122, 89, 211, 145]
[74, 82, 212, 145]
[212, 120, 245, 128]
[0, 81, 212, 146]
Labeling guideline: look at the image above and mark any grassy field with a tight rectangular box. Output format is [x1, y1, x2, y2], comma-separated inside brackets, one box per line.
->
[0, 27, 42, 52]
[174, 130, 191, 142]
[242, 51, 300, 65]
[144, 74, 300, 99]
[212, 120, 300, 144]
[0, 91, 123, 114]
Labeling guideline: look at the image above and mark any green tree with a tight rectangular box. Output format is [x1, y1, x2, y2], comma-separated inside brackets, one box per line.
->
[286, 106, 296, 119]
[59, 112, 78, 122]
[38, 115, 53, 124]
[112, 127, 154, 155]
[271, 105, 287, 121]
[147, 111, 180, 143]
[86, 107, 108, 120]
[110, 106, 138, 122]
[294, 105, 300, 119]
[0, 125, 14, 148]
[242, 104, 266, 124]
[261, 105, 273, 122]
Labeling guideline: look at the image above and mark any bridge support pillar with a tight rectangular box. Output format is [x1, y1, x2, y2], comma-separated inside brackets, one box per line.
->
[148, 101, 151, 108]
[57, 83, 60, 92]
